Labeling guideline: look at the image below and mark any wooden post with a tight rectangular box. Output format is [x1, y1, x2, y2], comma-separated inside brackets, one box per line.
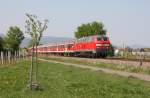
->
[23, 50, 25, 60]
[5, 51, 8, 64]
[15, 51, 17, 62]
[24, 50, 26, 60]
[35, 42, 38, 82]
[0, 51, 2, 64]
[16, 51, 19, 62]
[18, 50, 20, 61]
[14, 51, 16, 62]
[1, 52, 4, 64]
[29, 45, 35, 90]
[8, 51, 11, 64]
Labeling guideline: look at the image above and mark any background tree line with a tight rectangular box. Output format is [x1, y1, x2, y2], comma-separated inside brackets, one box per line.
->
[0, 26, 24, 52]
[75, 21, 106, 38]
[0, 21, 114, 56]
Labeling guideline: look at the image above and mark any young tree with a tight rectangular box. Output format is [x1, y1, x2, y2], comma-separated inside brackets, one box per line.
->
[75, 21, 106, 38]
[25, 13, 48, 90]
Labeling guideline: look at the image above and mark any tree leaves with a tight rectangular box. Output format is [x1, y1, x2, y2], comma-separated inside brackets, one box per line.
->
[75, 21, 106, 39]
[0, 37, 3, 51]
[25, 13, 48, 47]
[4, 26, 24, 51]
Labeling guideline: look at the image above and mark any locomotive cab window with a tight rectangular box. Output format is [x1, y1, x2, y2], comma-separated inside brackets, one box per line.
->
[103, 37, 108, 41]
[97, 37, 102, 41]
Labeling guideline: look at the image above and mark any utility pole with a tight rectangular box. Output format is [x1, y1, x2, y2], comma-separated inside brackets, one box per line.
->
[139, 48, 144, 66]
[122, 43, 125, 57]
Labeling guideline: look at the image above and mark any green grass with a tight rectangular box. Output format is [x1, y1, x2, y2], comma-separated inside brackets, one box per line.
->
[42, 56, 150, 75]
[1, 60, 150, 98]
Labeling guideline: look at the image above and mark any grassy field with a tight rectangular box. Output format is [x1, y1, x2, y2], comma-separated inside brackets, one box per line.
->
[1, 60, 150, 98]
[42, 56, 150, 75]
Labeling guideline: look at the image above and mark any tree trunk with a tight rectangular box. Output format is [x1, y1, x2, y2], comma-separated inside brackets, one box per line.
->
[35, 42, 38, 82]
[29, 45, 35, 90]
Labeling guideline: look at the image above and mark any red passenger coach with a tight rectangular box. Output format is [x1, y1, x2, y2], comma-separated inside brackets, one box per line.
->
[36, 40, 75, 54]
[31, 35, 111, 58]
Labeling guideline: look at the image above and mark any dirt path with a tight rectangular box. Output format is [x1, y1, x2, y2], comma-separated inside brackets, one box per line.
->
[39, 58, 150, 82]
[57, 56, 150, 68]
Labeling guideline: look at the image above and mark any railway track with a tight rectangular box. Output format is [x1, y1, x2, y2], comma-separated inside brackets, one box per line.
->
[39, 58, 150, 82]
[104, 57, 150, 62]
[62, 55, 150, 62]
[45, 55, 150, 68]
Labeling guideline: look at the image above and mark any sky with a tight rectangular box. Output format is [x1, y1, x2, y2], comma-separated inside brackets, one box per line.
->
[0, 0, 150, 47]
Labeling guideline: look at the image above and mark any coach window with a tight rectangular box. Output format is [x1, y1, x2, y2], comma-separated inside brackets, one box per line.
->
[83, 37, 85, 42]
[88, 37, 91, 42]
[89, 37, 92, 42]
[78, 39, 81, 43]
[86, 37, 88, 42]
[80, 38, 83, 42]
[68, 44, 73, 49]
[76, 40, 78, 43]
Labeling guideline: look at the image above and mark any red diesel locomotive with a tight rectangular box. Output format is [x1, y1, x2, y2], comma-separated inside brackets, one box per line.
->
[32, 35, 111, 58]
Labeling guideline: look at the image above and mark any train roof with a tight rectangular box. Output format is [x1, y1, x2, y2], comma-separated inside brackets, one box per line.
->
[29, 35, 109, 49]
[36, 39, 75, 48]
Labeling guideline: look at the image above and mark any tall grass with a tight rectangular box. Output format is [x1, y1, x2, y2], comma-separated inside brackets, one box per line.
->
[43, 56, 150, 75]
[1, 60, 150, 98]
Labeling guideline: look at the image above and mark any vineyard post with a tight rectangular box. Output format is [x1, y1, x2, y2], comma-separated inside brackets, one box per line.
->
[1, 52, 4, 64]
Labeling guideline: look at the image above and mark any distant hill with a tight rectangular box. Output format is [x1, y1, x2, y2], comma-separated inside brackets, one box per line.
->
[20, 37, 30, 48]
[114, 44, 150, 49]
[21, 36, 74, 48]
[0, 33, 4, 37]
[130, 44, 150, 49]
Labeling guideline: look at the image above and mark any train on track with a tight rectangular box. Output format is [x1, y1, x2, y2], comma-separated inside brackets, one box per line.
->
[29, 35, 111, 58]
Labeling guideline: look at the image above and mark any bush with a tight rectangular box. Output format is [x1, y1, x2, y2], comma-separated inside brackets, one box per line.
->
[108, 44, 114, 57]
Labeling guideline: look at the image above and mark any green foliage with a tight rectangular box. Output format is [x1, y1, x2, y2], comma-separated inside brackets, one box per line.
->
[108, 44, 115, 57]
[4, 26, 24, 51]
[25, 14, 48, 47]
[0, 37, 4, 51]
[43, 56, 150, 75]
[75, 21, 106, 38]
[1, 61, 150, 98]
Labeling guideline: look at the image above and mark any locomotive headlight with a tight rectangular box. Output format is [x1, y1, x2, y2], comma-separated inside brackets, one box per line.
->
[96, 44, 102, 46]
[96, 44, 109, 47]
[103, 44, 109, 46]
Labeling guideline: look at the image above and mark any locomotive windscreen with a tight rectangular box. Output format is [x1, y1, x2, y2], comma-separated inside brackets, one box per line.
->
[97, 37, 102, 41]
[103, 37, 108, 41]
[97, 36, 108, 41]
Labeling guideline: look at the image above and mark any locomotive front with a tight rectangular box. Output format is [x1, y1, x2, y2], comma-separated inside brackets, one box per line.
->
[94, 35, 110, 57]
